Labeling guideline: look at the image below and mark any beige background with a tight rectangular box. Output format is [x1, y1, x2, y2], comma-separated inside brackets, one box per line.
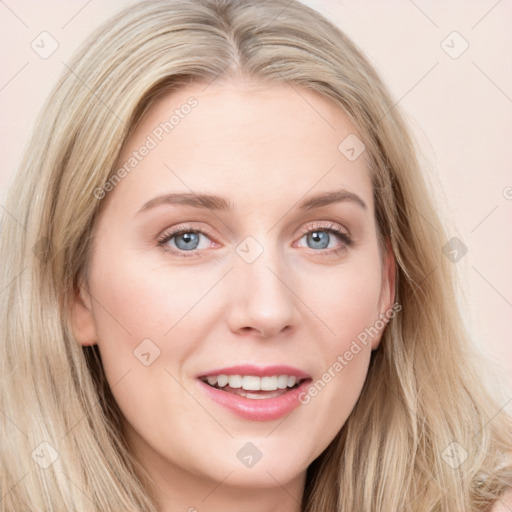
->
[1, 1, 511, 395]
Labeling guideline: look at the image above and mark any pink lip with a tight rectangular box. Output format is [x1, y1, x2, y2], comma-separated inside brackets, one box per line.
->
[197, 364, 312, 421]
[198, 380, 311, 421]
[197, 364, 311, 379]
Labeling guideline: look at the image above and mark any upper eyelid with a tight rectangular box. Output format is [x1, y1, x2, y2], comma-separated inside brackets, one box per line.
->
[158, 220, 347, 237]
[297, 221, 349, 236]
[157, 223, 216, 242]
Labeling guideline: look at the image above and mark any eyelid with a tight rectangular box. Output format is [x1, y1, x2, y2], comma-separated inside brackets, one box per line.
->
[156, 222, 217, 244]
[295, 221, 351, 240]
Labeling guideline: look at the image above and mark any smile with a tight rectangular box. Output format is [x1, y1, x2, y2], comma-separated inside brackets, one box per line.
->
[197, 365, 312, 421]
[201, 374, 304, 397]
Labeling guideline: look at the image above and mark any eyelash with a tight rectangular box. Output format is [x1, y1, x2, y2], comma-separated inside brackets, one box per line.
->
[156, 221, 352, 258]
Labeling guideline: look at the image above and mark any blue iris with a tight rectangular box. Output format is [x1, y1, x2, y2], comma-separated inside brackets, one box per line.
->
[175, 232, 200, 250]
[307, 231, 330, 249]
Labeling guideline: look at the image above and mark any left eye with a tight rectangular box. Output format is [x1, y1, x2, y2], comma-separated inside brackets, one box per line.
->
[297, 229, 345, 250]
[163, 231, 211, 251]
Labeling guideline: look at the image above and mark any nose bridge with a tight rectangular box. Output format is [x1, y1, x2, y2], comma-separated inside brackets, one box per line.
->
[228, 236, 298, 337]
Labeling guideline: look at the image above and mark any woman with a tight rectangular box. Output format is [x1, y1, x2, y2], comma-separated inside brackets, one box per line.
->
[0, 0, 510, 510]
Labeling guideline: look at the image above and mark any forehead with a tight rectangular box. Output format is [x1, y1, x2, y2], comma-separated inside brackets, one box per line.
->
[112, 80, 373, 212]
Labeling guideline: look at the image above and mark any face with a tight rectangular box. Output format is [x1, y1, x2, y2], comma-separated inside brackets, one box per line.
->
[73, 80, 395, 503]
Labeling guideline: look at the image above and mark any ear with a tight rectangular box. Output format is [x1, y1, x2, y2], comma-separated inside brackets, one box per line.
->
[71, 278, 98, 346]
[372, 237, 397, 350]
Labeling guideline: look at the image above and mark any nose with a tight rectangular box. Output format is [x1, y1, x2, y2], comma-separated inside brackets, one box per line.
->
[226, 248, 300, 339]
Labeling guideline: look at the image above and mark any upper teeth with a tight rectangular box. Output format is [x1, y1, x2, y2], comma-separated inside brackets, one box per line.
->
[204, 375, 298, 391]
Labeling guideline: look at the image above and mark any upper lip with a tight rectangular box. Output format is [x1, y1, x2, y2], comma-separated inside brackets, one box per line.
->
[198, 364, 311, 380]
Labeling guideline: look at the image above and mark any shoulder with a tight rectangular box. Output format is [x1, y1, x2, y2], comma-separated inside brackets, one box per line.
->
[490, 489, 512, 511]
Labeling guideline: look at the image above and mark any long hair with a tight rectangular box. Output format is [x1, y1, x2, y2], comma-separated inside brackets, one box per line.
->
[1, 1, 510, 510]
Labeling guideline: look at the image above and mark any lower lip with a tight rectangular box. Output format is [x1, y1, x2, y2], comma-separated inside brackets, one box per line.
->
[198, 379, 311, 421]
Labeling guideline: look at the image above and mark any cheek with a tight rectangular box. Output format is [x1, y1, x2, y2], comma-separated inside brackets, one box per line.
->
[86, 250, 212, 458]
[86, 243, 229, 421]
[87, 242, 219, 347]
[304, 251, 384, 346]
[295, 253, 383, 438]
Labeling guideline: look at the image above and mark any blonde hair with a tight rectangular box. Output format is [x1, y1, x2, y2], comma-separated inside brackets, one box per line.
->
[1, 0, 510, 510]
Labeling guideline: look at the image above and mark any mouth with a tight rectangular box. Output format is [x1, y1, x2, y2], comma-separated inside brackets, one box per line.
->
[199, 374, 307, 400]
[196, 365, 312, 421]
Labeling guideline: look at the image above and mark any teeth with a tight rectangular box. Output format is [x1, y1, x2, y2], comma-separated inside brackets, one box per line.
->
[228, 375, 242, 388]
[203, 374, 301, 391]
[217, 374, 228, 387]
[242, 375, 260, 391]
[277, 375, 288, 389]
[261, 376, 278, 391]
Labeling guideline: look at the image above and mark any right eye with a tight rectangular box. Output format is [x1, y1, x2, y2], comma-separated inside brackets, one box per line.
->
[157, 225, 220, 257]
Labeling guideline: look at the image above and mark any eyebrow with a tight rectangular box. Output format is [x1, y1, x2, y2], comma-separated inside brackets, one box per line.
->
[137, 188, 367, 214]
[137, 192, 233, 213]
[298, 189, 367, 210]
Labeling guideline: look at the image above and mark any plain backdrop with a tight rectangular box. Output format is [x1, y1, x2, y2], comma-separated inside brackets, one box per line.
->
[1, 1, 511, 399]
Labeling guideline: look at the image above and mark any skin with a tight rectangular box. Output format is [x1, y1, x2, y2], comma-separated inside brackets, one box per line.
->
[72, 79, 395, 512]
